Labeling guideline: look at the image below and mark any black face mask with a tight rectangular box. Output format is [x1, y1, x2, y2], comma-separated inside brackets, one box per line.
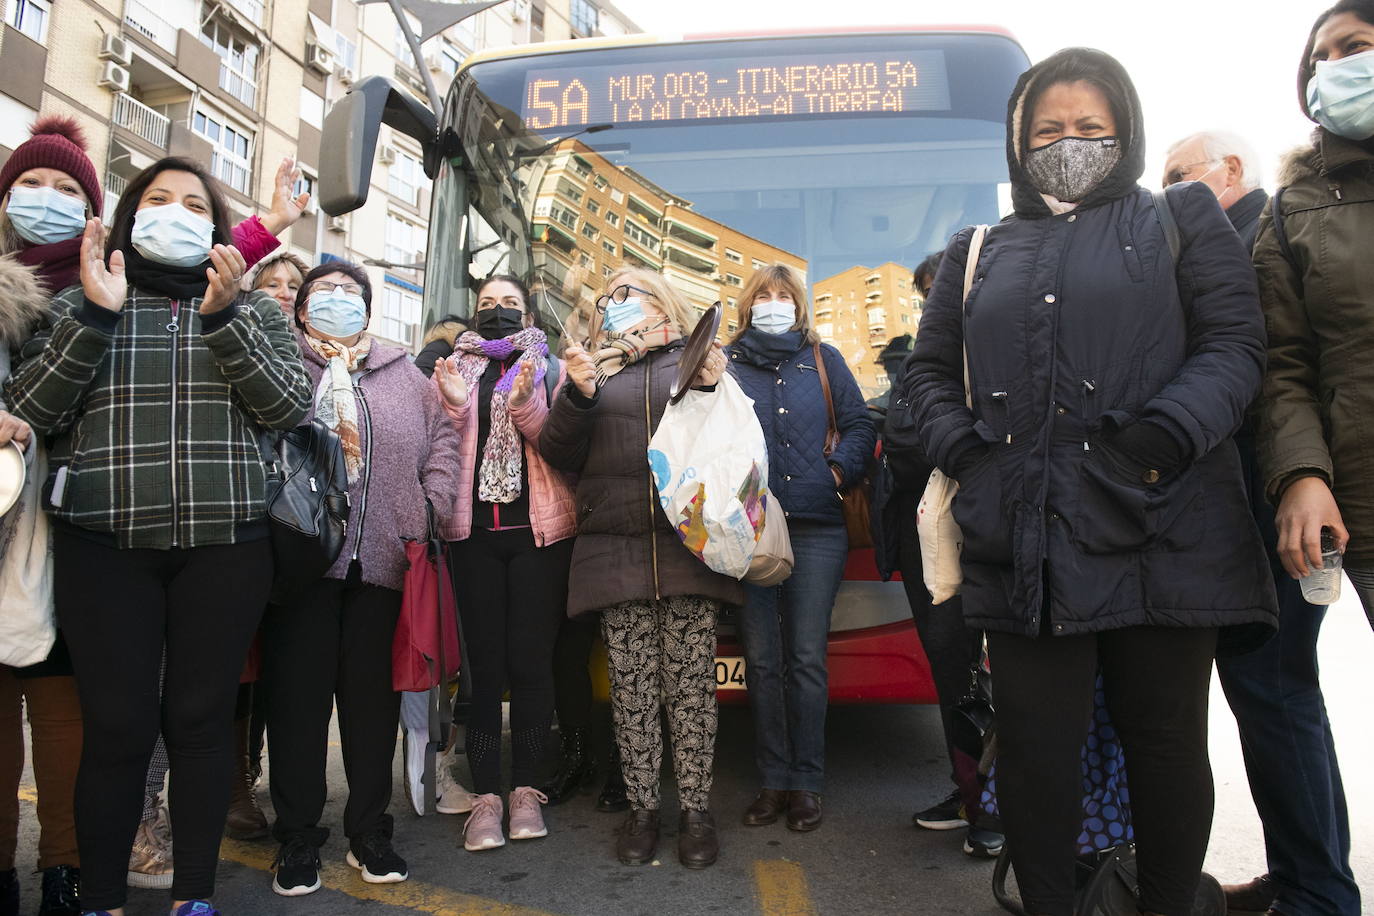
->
[476, 306, 525, 340]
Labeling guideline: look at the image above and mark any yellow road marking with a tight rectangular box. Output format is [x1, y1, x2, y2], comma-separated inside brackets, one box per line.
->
[753, 859, 818, 916]
[18, 785, 37, 803]
[219, 838, 559, 916]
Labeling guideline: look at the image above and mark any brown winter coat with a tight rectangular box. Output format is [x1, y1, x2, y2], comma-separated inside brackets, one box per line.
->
[539, 340, 745, 617]
[1256, 130, 1374, 566]
[0, 255, 50, 401]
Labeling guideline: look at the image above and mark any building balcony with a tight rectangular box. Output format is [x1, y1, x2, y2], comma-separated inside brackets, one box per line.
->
[225, 0, 263, 27]
[112, 93, 171, 148]
[124, 0, 179, 53]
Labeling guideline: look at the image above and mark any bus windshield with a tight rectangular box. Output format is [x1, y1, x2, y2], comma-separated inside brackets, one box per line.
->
[430, 30, 1028, 397]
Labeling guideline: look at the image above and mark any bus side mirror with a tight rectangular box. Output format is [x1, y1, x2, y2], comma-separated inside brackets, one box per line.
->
[319, 75, 439, 216]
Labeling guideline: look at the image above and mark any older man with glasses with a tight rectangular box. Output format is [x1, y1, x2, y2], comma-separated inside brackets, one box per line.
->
[1164, 129, 1359, 916]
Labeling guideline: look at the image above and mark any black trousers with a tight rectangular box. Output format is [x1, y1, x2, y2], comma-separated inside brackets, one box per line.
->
[451, 527, 573, 795]
[895, 490, 986, 815]
[263, 565, 401, 843]
[55, 529, 270, 909]
[551, 612, 599, 735]
[987, 625, 1217, 916]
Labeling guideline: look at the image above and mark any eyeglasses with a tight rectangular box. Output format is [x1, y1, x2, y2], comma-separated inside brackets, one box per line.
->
[594, 283, 653, 314]
[1164, 159, 1220, 187]
[308, 281, 364, 296]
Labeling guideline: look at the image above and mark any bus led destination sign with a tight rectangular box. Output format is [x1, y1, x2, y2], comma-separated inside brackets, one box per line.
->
[522, 50, 951, 130]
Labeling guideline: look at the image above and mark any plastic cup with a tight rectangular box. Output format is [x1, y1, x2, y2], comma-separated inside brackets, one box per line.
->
[1300, 532, 1343, 605]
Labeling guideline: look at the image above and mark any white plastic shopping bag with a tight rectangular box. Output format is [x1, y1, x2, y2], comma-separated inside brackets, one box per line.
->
[0, 440, 55, 667]
[648, 374, 768, 579]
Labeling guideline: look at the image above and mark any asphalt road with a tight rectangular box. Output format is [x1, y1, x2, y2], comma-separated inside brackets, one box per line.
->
[15, 589, 1373, 915]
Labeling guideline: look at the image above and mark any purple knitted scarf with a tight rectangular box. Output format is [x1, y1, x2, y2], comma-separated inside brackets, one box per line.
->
[452, 327, 549, 503]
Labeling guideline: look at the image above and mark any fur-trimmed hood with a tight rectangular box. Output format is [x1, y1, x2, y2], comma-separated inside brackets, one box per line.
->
[1277, 129, 1374, 187]
[0, 255, 51, 348]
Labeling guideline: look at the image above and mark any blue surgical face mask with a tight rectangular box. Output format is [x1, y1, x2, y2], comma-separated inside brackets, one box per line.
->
[750, 299, 796, 335]
[603, 296, 646, 333]
[130, 202, 214, 267]
[307, 290, 368, 338]
[1307, 48, 1374, 140]
[6, 186, 87, 245]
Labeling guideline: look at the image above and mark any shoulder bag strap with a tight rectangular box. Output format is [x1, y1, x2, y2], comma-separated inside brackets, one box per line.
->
[1270, 187, 1299, 271]
[1150, 188, 1181, 265]
[813, 342, 840, 456]
[961, 225, 990, 411]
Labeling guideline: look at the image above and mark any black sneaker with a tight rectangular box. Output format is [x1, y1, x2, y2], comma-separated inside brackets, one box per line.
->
[38, 865, 81, 916]
[963, 824, 1005, 859]
[913, 789, 967, 830]
[272, 836, 322, 897]
[347, 831, 408, 884]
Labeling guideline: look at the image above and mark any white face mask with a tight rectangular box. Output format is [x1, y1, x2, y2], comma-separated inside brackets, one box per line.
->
[130, 202, 214, 267]
[751, 299, 796, 334]
[1307, 48, 1374, 140]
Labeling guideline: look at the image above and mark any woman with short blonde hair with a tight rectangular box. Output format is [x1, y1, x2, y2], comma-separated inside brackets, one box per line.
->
[540, 265, 741, 870]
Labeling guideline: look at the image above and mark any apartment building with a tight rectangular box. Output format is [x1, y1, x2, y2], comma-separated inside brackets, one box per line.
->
[0, 0, 639, 348]
[813, 261, 918, 395]
[527, 142, 807, 337]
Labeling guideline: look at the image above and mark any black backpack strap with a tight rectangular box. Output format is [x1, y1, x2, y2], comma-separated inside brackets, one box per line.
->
[1271, 187, 1298, 271]
[1151, 187, 1181, 265]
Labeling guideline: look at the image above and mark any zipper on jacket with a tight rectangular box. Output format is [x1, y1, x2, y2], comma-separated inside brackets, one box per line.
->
[351, 382, 374, 562]
[645, 357, 660, 599]
[168, 299, 181, 547]
[1079, 379, 1097, 451]
[991, 390, 1011, 444]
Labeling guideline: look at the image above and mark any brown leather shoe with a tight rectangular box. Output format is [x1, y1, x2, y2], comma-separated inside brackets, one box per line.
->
[616, 809, 660, 865]
[1222, 875, 1276, 914]
[786, 790, 822, 832]
[742, 789, 787, 826]
[678, 809, 718, 869]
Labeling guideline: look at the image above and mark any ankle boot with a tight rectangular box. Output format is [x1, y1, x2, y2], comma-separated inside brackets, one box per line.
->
[540, 729, 596, 805]
[225, 715, 270, 840]
[596, 742, 630, 813]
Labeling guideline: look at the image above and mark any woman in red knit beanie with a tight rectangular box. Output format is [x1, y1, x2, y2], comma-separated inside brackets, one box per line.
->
[0, 116, 97, 916]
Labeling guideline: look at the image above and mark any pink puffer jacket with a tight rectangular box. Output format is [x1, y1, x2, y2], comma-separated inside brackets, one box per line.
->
[435, 359, 577, 545]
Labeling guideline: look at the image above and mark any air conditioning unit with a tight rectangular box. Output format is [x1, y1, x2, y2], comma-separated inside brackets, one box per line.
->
[377, 144, 396, 165]
[424, 54, 443, 72]
[327, 215, 347, 233]
[336, 66, 356, 86]
[98, 61, 130, 93]
[305, 42, 336, 75]
[98, 34, 132, 66]
[511, 0, 529, 21]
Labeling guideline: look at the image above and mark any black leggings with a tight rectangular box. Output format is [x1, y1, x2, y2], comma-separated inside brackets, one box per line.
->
[55, 529, 270, 909]
[451, 528, 573, 795]
[987, 625, 1217, 916]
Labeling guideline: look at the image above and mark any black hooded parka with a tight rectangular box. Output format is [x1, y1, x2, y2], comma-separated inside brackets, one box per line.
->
[903, 48, 1277, 651]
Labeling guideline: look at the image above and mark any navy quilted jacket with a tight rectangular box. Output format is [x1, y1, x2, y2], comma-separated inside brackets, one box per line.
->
[727, 329, 875, 524]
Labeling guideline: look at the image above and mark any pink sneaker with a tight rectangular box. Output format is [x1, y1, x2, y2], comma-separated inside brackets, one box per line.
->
[508, 787, 549, 840]
[463, 794, 505, 851]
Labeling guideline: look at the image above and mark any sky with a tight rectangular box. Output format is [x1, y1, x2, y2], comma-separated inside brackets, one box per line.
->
[611, 0, 1329, 189]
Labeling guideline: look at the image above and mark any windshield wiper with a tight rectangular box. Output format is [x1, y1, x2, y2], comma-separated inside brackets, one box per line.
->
[514, 123, 615, 160]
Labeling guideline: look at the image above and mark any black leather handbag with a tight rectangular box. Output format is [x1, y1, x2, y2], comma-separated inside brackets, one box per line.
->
[993, 844, 1227, 915]
[260, 419, 350, 603]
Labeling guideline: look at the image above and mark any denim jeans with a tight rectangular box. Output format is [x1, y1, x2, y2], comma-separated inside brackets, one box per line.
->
[738, 519, 849, 794]
[1216, 436, 1360, 916]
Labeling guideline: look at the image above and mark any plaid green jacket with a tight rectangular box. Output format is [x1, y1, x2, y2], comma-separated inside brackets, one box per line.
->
[5, 285, 311, 549]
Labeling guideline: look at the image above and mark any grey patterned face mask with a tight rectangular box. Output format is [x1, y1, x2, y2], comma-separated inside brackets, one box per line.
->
[1024, 136, 1121, 203]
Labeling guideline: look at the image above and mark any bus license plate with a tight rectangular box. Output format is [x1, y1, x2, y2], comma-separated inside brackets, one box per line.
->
[714, 656, 746, 689]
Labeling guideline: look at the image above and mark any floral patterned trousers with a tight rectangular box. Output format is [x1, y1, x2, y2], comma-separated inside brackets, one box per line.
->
[601, 596, 719, 812]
